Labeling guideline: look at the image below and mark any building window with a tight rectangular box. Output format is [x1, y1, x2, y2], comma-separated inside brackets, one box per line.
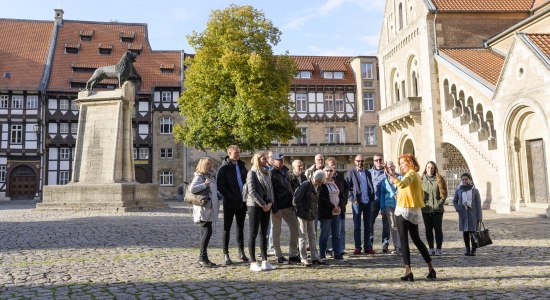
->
[325, 127, 345, 144]
[0, 95, 8, 108]
[335, 94, 344, 112]
[139, 148, 149, 160]
[362, 63, 374, 79]
[10, 125, 22, 144]
[160, 148, 173, 158]
[12, 95, 23, 109]
[60, 123, 69, 134]
[59, 171, 70, 185]
[363, 92, 374, 111]
[60, 99, 69, 110]
[296, 93, 307, 112]
[324, 94, 334, 112]
[296, 127, 308, 144]
[295, 71, 311, 79]
[71, 100, 78, 111]
[60, 148, 71, 160]
[161, 91, 172, 102]
[0, 165, 6, 182]
[160, 171, 173, 186]
[133, 148, 138, 160]
[333, 72, 344, 79]
[160, 117, 173, 134]
[27, 96, 38, 109]
[71, 123, 78, 135]
[365, 126, 377, 145]
[323, 72, 333, 79]
[398, 3, 404, 30]
[99, 48, 112, 55]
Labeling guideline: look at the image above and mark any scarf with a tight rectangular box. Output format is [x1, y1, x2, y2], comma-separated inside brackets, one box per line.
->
[459, 184, 474, 209]
[254, 166, 274, 203]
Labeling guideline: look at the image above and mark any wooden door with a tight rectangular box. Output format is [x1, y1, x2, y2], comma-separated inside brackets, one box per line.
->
[526, 139, 548, 203]
[9, 165, 36, 200]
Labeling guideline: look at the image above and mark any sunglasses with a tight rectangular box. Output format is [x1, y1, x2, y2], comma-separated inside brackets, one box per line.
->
[326, 170, 334, 172]
[374, 159, 383, 162]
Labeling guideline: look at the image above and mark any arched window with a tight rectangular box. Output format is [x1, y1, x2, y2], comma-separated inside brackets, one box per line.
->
[398, 3, 404, 30]
[412, 71, 418, 96]
[395, 82, 401, 102]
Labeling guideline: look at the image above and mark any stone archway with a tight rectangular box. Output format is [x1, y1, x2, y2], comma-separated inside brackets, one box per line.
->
[442, 143, 470, 201]
[9, 165, 37, 200]
[505, 105, 549, 206]
[403, 139, 415, 156]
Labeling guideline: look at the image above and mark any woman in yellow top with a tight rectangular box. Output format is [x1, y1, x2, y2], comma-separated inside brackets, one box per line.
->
[385, 153, 436, 282]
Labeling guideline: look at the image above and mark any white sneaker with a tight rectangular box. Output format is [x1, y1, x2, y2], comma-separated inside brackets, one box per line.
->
[250, 262, 262, 272]
[267, 248, 276, 256]
[428, 248, 435, 256]
[261, 261, 276, 271]
[435, 249, 442, 256]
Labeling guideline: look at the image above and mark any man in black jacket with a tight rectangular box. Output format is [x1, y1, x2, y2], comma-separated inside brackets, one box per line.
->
[270, 152, 300, 264]
[217, 145, 249, 265]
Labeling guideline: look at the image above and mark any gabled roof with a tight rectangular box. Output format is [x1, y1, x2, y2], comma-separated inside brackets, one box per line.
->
[439, 48, 505, 85]
[290, 56, 355, 86]
[526, 33, 550, 60]
[48, 20, 181, 93]
[0, 19, 54, 90]
[431, 0, 533, 12]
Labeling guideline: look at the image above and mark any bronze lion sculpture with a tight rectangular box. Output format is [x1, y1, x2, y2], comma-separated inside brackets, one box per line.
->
[85, 51, 141, 91]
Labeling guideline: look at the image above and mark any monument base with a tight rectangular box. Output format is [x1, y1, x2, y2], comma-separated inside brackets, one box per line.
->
[37, 183, 167, 212]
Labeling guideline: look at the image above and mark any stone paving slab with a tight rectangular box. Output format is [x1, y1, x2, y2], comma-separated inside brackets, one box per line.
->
[1, 201, 549, 299]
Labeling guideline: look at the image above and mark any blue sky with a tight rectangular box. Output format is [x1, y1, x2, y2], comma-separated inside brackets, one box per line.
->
[2, 0, 385, 56]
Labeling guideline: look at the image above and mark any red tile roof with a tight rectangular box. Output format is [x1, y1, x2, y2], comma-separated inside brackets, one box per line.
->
[0, 19, 54, 90]
[291, 56, 355, 86]
[527, 34, 550, 60]
[432, 0, 534, 12]
[48, 20, 181, 93]
[439, 48, 505, 85]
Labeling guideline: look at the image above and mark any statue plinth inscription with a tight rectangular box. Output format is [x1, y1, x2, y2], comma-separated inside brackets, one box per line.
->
[37, 82, 165, 211]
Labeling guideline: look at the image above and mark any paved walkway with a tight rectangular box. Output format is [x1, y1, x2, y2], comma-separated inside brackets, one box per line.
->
[1, 201, 549, 299]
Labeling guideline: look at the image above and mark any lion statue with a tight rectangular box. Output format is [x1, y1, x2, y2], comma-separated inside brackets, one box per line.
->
[85, 51, 142, 91]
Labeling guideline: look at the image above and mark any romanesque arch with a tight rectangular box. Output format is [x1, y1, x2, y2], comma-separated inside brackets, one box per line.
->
[504, 104, 549, 207]
[441, 143, 470, 201]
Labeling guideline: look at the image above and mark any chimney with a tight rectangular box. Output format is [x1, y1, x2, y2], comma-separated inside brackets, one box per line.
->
[54, 9, 64, 25]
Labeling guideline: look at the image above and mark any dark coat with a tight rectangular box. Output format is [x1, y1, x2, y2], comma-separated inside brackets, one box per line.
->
[271, 166, 293, 213]
[289, 172, 307, 193]
[216, 156, 248, 209]
[318, 184, 337, 220]
[332, 171, 349, 214]
[346, 168, 375, 204]
[294, 180, 319, 221]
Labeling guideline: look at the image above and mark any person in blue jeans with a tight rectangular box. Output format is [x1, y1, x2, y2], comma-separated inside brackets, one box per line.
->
[369, 153, 391, 253]
[346, 154, 375, 255]
[318, 165, 343, 261]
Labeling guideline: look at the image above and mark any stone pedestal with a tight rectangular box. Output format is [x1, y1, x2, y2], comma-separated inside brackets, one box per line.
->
[37, 82, 166, 211]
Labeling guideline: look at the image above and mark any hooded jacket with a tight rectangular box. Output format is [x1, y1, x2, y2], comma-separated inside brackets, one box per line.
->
[216, 156, 248, 209]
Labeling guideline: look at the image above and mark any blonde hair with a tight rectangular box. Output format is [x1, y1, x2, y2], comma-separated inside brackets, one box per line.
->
[195, 157, 213, 173]
[251, 151, 268, 174]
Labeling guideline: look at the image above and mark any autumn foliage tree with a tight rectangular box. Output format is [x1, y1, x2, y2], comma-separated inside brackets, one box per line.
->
[175, 4, 299, 151]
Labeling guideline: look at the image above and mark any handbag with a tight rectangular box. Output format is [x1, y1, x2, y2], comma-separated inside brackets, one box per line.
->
[184, 185, 211, 207]
[471, 221, 493, 248]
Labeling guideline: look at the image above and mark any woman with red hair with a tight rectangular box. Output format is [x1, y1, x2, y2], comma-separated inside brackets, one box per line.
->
[385, 153, 436, 282]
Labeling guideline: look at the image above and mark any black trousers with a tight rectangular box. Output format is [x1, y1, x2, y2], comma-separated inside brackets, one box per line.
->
[422, 212, 444, 249]
[396, 215, 432, 266]
[463, 231, 477, 251]
[199, 221, 213, 260]
[248, 206, 270, 262]
[223, 204, 247, 254]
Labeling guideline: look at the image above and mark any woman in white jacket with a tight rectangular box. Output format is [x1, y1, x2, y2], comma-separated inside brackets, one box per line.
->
[189, 157, 220, 267]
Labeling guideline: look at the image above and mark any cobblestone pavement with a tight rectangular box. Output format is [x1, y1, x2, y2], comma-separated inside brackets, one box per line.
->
[1, 201, 549, 299]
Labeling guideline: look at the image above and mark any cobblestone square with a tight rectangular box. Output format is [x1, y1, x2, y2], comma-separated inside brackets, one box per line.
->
[1, 201, 549, 299]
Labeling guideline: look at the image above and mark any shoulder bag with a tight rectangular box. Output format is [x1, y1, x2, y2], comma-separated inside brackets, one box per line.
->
[472, 221, 493, 248]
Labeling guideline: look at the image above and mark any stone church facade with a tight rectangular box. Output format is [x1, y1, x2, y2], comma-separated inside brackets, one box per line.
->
[377, 0, 550, 216]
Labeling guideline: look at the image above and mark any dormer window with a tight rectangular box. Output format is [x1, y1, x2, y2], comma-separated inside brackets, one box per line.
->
[323, 71, 344, 79]
[65, 43, 81, 54]
[71, 63, 99, 73]
[79, 30, 94, 42]
[295, 71, 312, 79]
[120, 32, 136, 44]
[160, 64, 175, 74]
[128, 44, 143, 55]
[98, 44, 113, 55]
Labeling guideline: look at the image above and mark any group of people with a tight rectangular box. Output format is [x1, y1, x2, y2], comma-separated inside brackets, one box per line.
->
[187, 145, 484, 281]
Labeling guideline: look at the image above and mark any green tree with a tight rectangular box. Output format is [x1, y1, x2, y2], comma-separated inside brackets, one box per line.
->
[175, 4, 299, 151]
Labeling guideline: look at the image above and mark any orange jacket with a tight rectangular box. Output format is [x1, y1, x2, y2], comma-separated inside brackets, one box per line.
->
[394, 170, 425, 208]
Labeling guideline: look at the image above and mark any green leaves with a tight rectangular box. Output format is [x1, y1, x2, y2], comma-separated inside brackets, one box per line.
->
[175, 5, 299, 152]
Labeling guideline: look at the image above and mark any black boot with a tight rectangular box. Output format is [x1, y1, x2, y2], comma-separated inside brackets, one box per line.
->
[224, 254, 233, 265]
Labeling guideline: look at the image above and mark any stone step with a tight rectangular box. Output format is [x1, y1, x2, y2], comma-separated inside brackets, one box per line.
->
[36, 201, 167, 212]
[514, 206, 548, 218]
